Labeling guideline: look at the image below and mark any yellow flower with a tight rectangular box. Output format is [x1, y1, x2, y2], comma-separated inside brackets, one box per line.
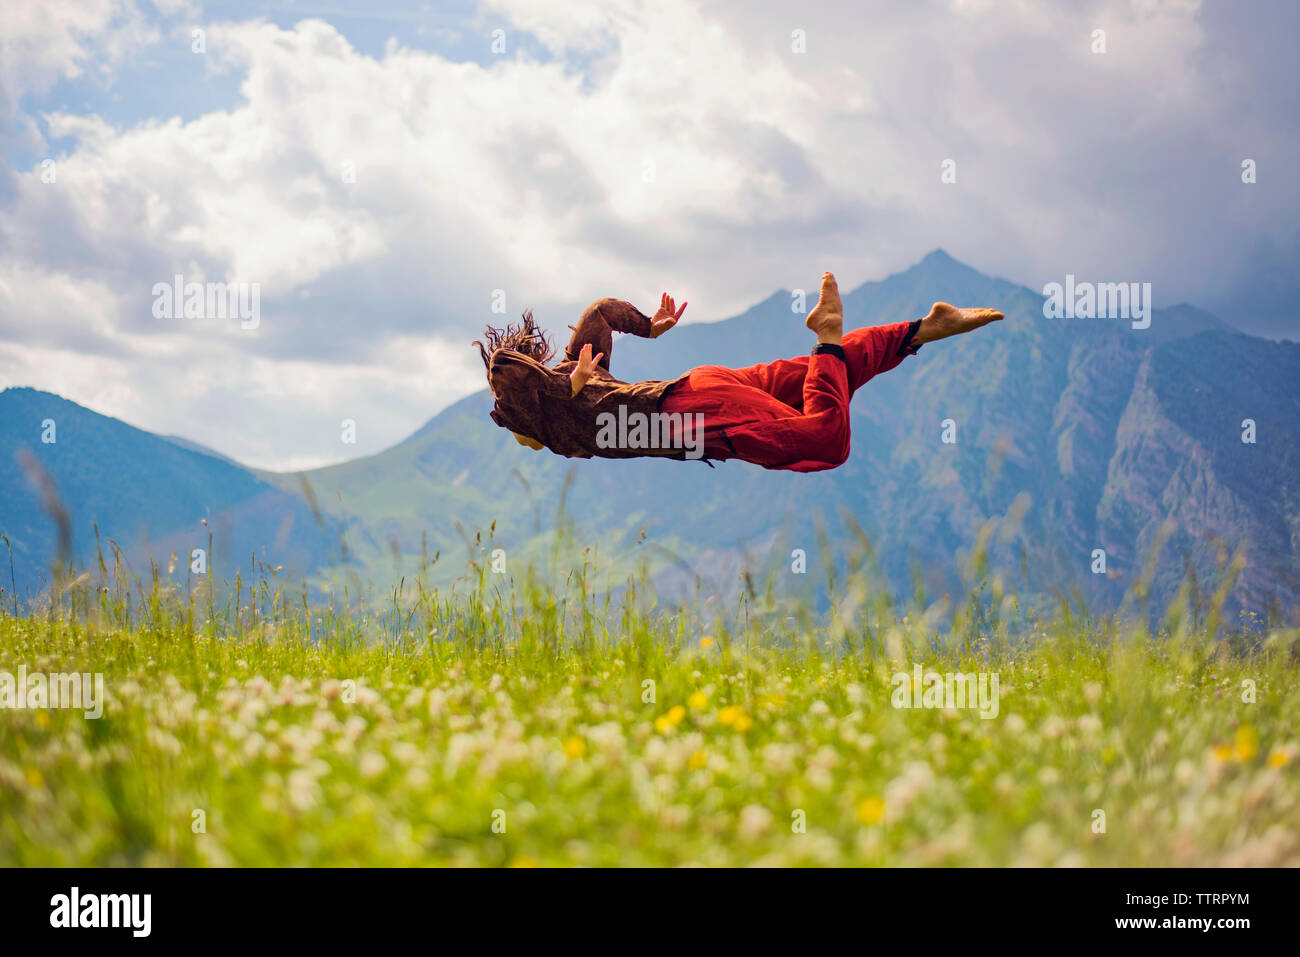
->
[857, 797, 885, 825]
[733, 713, 753, 732]
[688, 749, 708, 770]
[700, 636, 714, 649]
[688, 691, 708, 709]
[654, 706, 686, 734]
[25, 767, 44, 789]
[717, 705, 740, 727]
[1235, 724, 1259, 762]
[563, 736, 586, 759]
[1267, 749, 1288, 768]
[1211, 744, 1234, 762]
[34, 712, 50, 729]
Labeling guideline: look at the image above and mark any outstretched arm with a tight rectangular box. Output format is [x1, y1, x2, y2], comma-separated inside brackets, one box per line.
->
[563, 293, 688, 373]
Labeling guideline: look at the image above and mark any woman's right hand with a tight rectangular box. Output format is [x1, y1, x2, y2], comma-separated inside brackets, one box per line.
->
[570, 342, 604, 396]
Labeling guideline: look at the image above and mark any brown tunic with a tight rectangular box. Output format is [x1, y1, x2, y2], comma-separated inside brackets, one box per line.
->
[486, 298, 691, 459]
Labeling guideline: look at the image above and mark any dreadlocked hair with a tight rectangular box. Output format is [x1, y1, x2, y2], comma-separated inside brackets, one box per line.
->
[473, 310, 555, 382]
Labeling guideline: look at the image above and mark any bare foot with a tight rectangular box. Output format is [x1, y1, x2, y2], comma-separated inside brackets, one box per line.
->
[914, 301, 1004, 344]
[806, 271, 843, 344]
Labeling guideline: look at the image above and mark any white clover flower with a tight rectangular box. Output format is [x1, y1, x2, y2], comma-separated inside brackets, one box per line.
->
[391, 741, 420, 767]
[358, 752, 387, 780]
[287, 769, 318, 812]
[1040, 716, 1067, 740]
[761, 742, 798, 775]
[738, 804, 773, 840]
[355, 686, 381, 708]
[405, 767, 430, 790]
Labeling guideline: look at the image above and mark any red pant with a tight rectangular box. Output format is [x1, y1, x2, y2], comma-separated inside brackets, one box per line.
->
[660, 320, 919, 472]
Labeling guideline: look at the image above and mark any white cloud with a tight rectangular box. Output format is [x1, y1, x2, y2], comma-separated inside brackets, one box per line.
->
[0, 0, 160, 146]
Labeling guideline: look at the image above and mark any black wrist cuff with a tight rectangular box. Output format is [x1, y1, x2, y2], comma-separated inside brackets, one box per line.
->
[897, 318, 923, 357]
[811, 342, 847, 362]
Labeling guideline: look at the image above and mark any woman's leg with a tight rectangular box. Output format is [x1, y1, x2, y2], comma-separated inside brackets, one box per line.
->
[661, 352, 852, 470]
[661, 274, 919, 470]
[720, 319, 922, 408]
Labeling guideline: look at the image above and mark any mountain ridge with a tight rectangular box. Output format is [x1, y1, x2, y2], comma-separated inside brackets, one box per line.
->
[1, 253, 1292, 621]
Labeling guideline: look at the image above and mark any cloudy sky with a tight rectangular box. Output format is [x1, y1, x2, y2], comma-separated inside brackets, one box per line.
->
[2, 0, 1296, 470]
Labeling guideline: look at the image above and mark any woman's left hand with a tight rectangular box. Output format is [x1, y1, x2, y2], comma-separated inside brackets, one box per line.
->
[650, 292, 687, 338]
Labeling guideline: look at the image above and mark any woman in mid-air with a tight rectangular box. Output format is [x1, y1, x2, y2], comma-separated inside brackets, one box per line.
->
[473, 273, 1003, 472]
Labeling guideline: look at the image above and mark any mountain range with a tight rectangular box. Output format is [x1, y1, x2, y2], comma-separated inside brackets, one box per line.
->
[3, 250, 1297, 623]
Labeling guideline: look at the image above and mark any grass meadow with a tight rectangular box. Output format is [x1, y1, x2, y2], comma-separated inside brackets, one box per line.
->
[1, 529, 1297, 867]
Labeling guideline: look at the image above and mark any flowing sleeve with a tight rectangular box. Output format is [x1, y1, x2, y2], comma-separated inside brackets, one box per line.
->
[562, 299, 654, 372]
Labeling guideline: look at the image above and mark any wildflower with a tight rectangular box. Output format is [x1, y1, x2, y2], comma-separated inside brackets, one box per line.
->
[287, 769, 317, 812]
[660, 805, 691, 829]
[738, 804, 773, 840]
[242, 732, 266, 761]
[1040, 716, 1066, 740]
[688, 749, 708, 770]
[402, 687, 424, 710]
[857, 797, 885, 825]
[688, 690, 708, 709]
[700, 636, 714, 649]
[1235, 724, 1259, 762]
[654, 706, 686, 734]
[358, 752, 387, 779]
[716, 705, 752, 731]
[391, 741, 420, 766]
[761, 742, 798, 774]
[1267, 749, 1288, 768]
[563, 736, 586, 759]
